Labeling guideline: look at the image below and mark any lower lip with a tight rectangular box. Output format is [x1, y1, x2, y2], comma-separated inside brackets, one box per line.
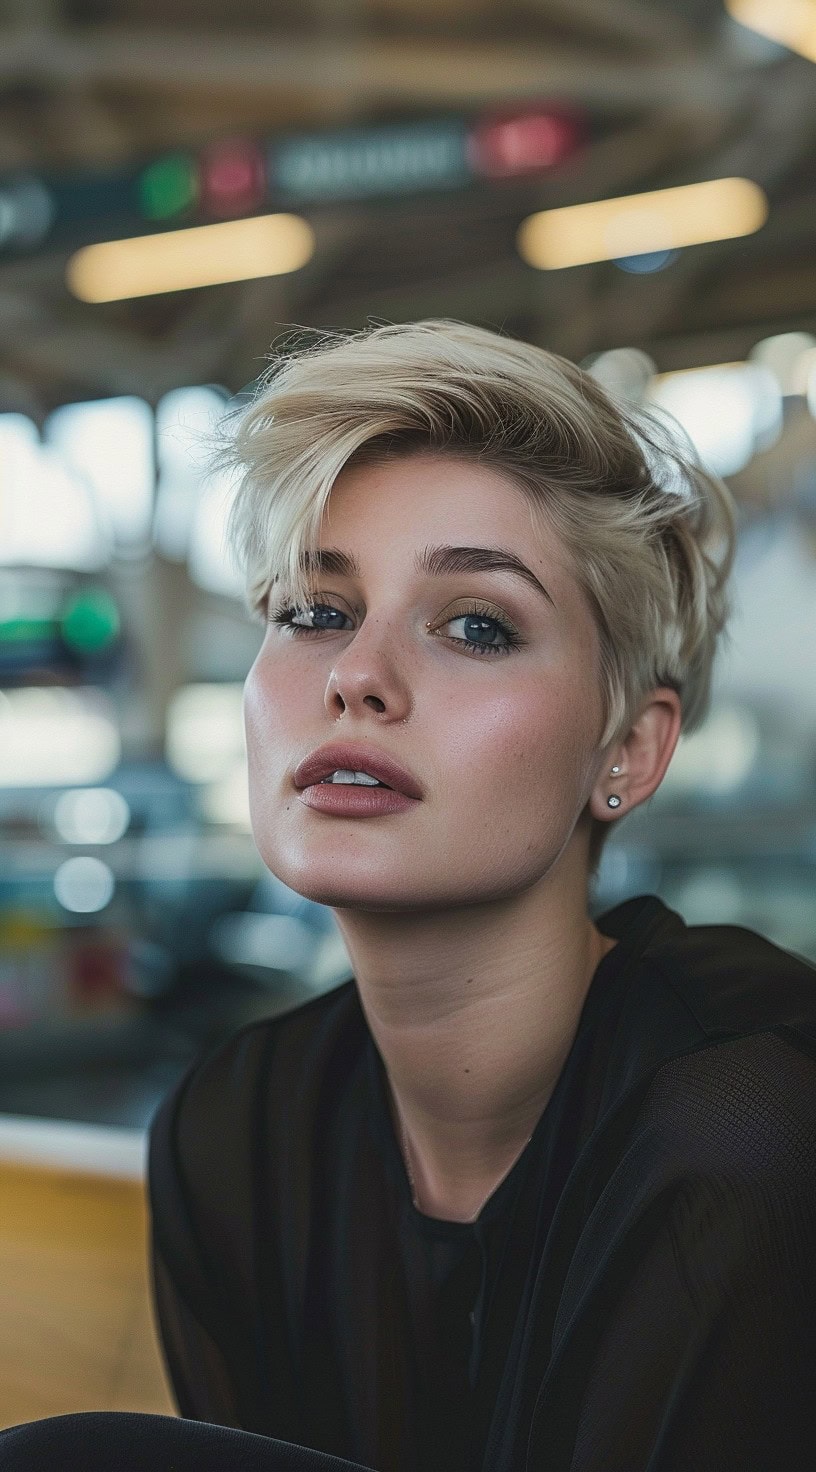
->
[297, 783, 419, 816]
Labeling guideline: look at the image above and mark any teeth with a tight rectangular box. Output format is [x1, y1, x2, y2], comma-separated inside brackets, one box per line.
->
[320, 769, 386, 786]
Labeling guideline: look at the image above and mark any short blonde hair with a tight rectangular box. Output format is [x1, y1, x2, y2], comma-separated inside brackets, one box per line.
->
[216, 319, 738, 875]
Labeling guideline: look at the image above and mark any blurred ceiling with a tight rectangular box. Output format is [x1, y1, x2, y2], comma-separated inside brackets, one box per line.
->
[1, 0, 816, 414]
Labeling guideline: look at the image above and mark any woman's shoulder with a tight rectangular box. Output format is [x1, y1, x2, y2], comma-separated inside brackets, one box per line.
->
[646, 908, 816, 1046]
[611, 912, 816, 1195]
[595, 904, 816, 1186]
[146, 977, 364, 1308]
[147, 977, 361, 1176]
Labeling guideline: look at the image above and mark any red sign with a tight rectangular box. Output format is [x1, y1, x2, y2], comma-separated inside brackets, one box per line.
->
[200, 139, 267, 217]
[468, 109, 584, 178]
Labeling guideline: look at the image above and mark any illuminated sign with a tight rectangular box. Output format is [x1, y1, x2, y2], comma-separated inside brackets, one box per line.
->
[201, 139, 266, 217]
[0, 104, 592, 258]
[0, 577, 122, 686]
[138, 153, 198, 221]
[271, 119, 471, 202]
[467, 108, 584, 178]
[0, 174, 56, 251]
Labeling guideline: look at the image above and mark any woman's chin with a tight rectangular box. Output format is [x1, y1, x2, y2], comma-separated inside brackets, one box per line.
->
[259, 852, 399, 906]
[259, 855, 455, 914]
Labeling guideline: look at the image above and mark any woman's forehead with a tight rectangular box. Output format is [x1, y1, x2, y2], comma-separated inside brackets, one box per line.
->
[319, 453, 577, 594]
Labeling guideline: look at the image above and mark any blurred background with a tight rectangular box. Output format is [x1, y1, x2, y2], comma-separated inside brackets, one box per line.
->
[1, 0, 815, 1429]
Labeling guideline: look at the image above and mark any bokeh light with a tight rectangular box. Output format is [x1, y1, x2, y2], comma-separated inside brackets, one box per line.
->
[53, 856, 116, 914]
[52, 788, 131, 845]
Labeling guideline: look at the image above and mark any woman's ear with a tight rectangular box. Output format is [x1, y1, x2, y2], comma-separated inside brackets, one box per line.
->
[589, 688, 683, 825]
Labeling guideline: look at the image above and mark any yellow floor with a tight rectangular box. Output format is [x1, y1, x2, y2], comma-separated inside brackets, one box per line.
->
[0, 1161, 176, 1429]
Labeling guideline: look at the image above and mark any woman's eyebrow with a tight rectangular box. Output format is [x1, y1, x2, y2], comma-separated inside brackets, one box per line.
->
[302, 544, 556, 608]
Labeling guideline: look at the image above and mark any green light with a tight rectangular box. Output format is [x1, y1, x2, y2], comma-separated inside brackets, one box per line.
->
[138, 154, 198, 220]
[61, 590, 120, 654]
[0, 618, 57, 643]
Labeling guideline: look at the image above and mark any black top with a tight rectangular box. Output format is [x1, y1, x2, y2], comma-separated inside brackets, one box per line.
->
[147, 894, 816, 1472]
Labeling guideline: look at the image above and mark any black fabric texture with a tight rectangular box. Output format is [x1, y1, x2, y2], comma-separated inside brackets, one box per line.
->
[142, 894, 816, 1471]
[0, 1411, 377, 1469]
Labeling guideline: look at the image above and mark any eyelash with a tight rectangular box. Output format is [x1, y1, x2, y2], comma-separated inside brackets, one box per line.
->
[268, 599, 524, 657]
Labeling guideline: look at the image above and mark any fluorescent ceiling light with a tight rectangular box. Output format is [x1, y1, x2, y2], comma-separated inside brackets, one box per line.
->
[45, 397, 154, 545]
[198, 763, 252, 830]
[165, 683, 245, 784]
[749, 332, 816, 394]
[646, 361, 783, 478]
[187, 469, 244, 598]
[586, 347, 657, 404]
[517, 177, 768, 270]
[0, 687, 120, 787]
[66, 213, 315, 302]
[0, 414, 109, 570]
[725, 0, 816, 62]
[153, 386, 229, 562]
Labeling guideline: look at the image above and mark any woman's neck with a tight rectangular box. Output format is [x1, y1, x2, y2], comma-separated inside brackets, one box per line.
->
[333, 878, 618, 1217]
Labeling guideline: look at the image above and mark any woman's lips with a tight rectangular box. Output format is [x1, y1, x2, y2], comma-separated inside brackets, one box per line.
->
[293, 743, 424, 798]
[298, 783, 419, 816]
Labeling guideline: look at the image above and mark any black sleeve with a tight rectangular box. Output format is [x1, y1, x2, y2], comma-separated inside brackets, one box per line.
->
[146, 1069, 248, 1428]
[145, 1028, 304, 1442]
[570, 1172, 815, 1470]
[533, 1032, 816, 1471]
[150, 1240, 243, 1425]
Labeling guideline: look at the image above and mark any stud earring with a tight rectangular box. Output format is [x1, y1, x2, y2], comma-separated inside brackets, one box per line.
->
[610, 765, 621, 774]
[607, 794, 622, 808]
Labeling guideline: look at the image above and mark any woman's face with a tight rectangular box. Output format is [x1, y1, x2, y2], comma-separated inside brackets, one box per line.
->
[244, 452, 609, 912]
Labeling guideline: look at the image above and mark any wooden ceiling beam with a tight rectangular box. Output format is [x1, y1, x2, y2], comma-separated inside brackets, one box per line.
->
[0, 24, 740, 114]
[527, 0, 700, 54]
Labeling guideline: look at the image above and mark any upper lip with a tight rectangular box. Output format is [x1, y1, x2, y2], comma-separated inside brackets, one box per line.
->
[293, 742, 424, 799]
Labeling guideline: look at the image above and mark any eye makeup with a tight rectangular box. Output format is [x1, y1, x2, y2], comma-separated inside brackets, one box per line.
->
[268, 598, 525, 657]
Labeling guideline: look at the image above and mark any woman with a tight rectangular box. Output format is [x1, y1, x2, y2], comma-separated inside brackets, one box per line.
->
[3, 320, 815, 1470]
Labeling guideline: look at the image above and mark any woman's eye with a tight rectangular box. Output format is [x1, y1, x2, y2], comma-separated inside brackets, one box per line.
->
[268, 601, 523, 657]
[271, 602, 349, 634]
[441, 611, 522, 656]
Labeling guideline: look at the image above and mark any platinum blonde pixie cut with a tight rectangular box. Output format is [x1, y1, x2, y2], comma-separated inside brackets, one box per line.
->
[215, 318, 738, 876]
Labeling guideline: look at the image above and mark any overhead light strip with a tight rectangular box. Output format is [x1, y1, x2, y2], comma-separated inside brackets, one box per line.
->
[66, 213, 315, 302]
[725, 0, 816, 62]
[517, 177, 769, 270]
